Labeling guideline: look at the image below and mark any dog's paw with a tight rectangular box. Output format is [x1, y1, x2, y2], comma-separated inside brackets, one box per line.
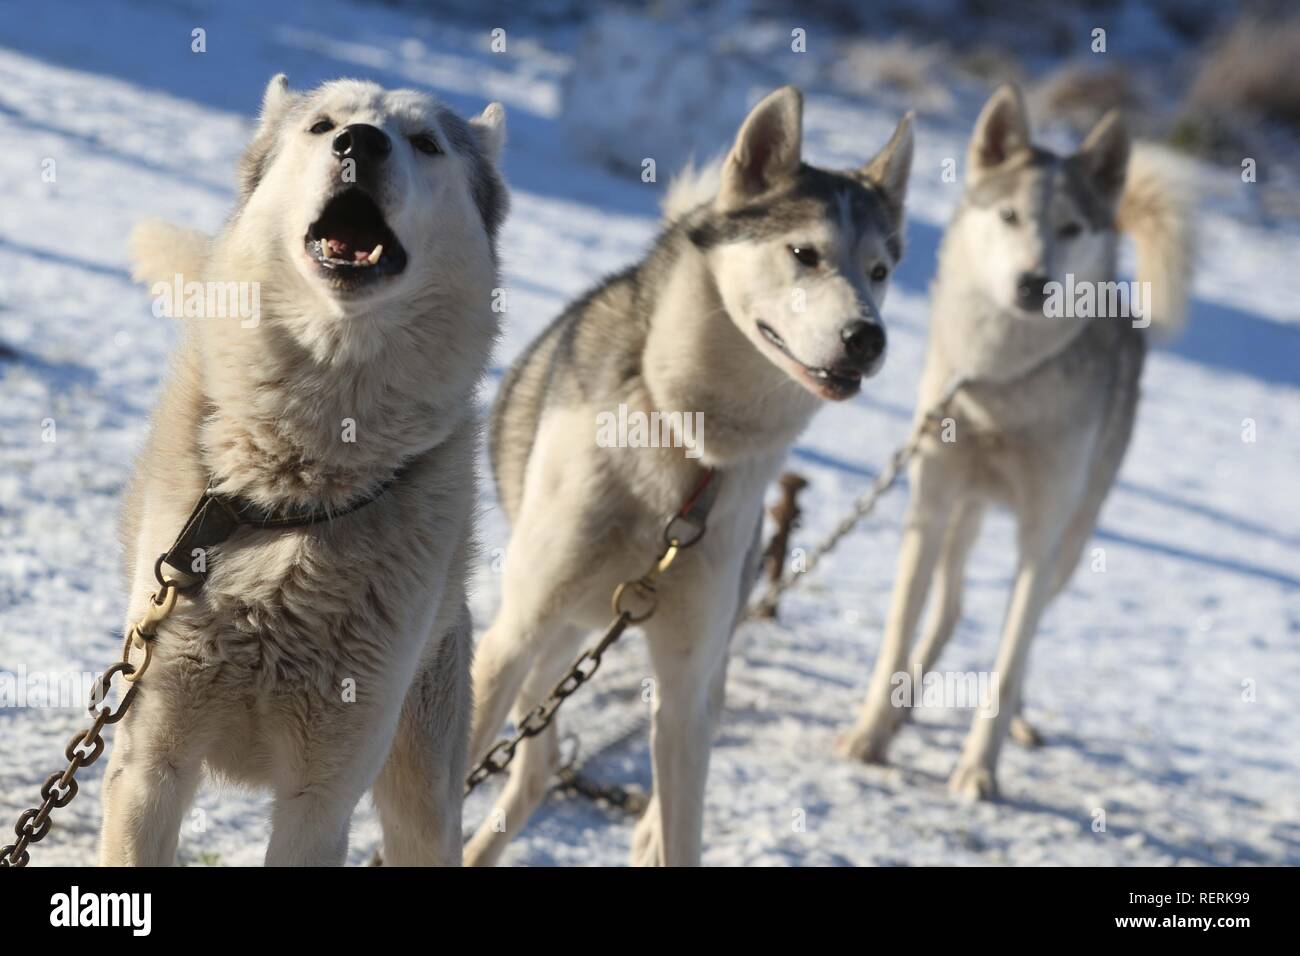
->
[1009, 714, 1044, 748]
[948, 762, 998, 802]
[836, 719, 897, 764]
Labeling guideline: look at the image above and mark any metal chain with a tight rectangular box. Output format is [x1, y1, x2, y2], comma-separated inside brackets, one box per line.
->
[550, 665, 660, 816]
[751, 376, 968, 618]
[554, 768, 649, 815]
[465, 611, 634, 795]
[554, 732, 650, 815]
[464, 498, 710, 796]
[0, 563, 181, 867]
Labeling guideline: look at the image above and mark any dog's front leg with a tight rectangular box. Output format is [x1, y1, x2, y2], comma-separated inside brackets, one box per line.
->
[266, 685, 405, 866]
[636, 603, 731, 867]
[264, 788, 357, 866]
[841, 451, 960, 763]
[373, 601, 473, 866]
[99, 710, 203, 866]
[948, 492, 1072, 801]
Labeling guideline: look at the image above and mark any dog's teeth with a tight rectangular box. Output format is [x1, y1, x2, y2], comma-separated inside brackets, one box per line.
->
[366, 244, 383, 265]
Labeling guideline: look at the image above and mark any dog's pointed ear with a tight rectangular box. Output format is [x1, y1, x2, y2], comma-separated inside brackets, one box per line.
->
[718, 86, 803, 209]
[470, 102, 507, 165]
[238, 74, 296, 206]
[259, 73, 293, 124]
[860, 111, 914, 221]
[969, 84, 1030, 174]
[1078, 108, 1130, 201]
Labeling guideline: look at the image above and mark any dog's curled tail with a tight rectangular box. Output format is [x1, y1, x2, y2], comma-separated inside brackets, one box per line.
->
[1118, 145, 1194, 340]
[129, 219, 212, 304]
[661, 155, 723, 224]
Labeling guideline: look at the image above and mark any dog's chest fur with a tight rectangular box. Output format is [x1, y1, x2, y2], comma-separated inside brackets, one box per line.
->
[956, 318, 1143, 438]
[180, 458, 469, 696]
[123, 331, 479, 715]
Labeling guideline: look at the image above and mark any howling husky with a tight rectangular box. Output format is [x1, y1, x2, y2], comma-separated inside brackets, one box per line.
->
[467, 87, 915, 865]
[840, 84, 1192, 800]
[103, 76, 507, 865]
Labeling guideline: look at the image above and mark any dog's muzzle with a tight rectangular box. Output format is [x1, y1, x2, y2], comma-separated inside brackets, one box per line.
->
[756, 320, 880, 401]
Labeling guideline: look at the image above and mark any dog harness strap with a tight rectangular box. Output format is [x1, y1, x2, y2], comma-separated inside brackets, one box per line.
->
[678, 467, 718, 519]
[662, 467, 719, 550]
[158, 468, 405, 582]
[221, 468, 405, 530]
[159, 493, 243, 579]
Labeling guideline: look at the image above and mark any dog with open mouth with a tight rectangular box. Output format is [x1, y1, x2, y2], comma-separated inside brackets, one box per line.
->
[465, 87, 913, 866]
[101, 75, 507, 866]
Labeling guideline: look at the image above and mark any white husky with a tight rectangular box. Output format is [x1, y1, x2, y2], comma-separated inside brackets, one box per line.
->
[466, 87, 915, 865]
[840, 84, 1192, 800]
[101, 75, 507, 865]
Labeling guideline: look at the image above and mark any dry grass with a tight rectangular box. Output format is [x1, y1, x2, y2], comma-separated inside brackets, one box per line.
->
[829, 37, 957, 112]
[1183, 16, 1300, 141]
[1031, 60, 1142, 134]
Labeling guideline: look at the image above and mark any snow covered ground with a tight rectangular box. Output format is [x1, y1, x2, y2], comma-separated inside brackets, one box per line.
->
[1, 0, 1298, 866]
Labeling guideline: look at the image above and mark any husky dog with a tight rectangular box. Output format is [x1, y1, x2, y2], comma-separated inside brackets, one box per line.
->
[101, 75, 508, 865]
[466, 87, 914, 866]
[840, 85, 1191, 800]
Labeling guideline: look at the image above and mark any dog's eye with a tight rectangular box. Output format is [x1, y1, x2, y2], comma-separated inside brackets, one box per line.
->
[410, 134, 442, 156]
[999, 208, 1018, 225]
[789, 245, 820, 268]
[1059, 222, 1082, 239]
[870, 264, 889, 282]
[309, 119, 335, 135]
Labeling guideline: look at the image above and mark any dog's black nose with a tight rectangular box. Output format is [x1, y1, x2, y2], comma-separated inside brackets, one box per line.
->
[1015, 272, 1050, 310]
[841, 320, 886, 365]
[332, 124, 392, 163]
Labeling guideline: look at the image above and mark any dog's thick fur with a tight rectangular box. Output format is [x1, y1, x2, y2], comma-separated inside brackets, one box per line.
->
[467, 87, 915, 866]
[840, 85, 1192, 799]
[101, 76, 508, 865]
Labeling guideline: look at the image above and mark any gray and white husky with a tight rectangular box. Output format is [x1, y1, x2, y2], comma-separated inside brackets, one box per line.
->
[840, 84, 1192, 800]
[102, 76, 507, 865]
[467, 86, 914, 866]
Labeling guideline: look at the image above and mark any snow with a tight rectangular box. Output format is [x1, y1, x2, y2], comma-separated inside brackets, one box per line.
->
[559, 11, 776, 177]
[1, 0, 1298, 867]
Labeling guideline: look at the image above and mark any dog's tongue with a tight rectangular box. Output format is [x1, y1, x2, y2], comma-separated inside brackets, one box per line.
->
[323, 235, 383, 263]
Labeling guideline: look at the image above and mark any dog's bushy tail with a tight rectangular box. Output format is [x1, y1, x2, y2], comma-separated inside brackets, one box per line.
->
[661, 156, 723, 225]
[1118, 145, 1194, 340]
[129, 219, 211, 303]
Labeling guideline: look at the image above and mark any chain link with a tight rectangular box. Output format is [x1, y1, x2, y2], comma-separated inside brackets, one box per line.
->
[465, 501, 709, 797]
[752, 377, 968, 618]
[0, 570, 180, 867]
[465, 612, 633, 794]
[552, 716, 651, 815]
[555, 766, 650, 815]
